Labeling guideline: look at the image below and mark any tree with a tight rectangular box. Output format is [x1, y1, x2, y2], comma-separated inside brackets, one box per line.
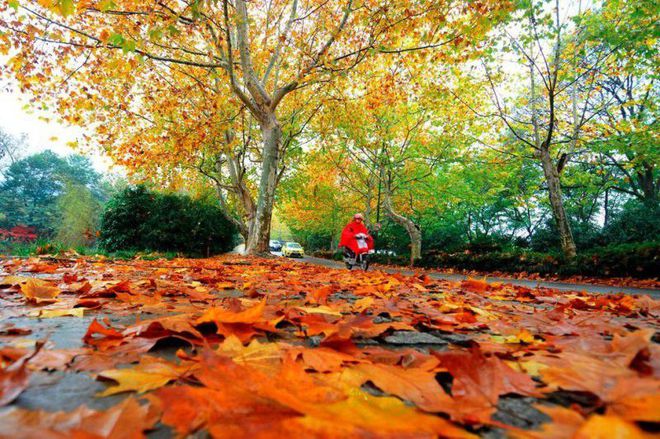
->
[480, 1, 592, 257]
[280, 151, 353, 251]
[0, 128, 25, 178]
[321, 83, 434, 263]
[55, 181, 100, 248]
[99, 185, 237, 255]
[582, 0, 659, 204]
[1, 0, 509, 254]
[0, 151, 106, 234]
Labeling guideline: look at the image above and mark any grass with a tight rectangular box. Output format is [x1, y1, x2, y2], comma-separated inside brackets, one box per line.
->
[0, 239, 181, 260]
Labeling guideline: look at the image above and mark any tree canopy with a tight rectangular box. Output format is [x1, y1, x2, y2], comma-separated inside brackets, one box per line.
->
[0, 0, 657, 262]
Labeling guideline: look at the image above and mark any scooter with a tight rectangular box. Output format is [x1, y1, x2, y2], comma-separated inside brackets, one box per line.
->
[344, 233, 375, 271]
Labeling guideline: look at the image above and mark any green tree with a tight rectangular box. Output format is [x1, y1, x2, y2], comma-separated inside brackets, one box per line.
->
[0, 150, 106, 234]
[54, 182, 100, 248]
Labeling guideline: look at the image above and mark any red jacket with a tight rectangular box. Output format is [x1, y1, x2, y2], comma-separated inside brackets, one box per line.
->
[339, 220, 374, 254]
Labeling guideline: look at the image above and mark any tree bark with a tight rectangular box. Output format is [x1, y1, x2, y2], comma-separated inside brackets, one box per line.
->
[246, 114, 282, 254]
[538, 148, 577, 259]
[638, 162, 658, 204]
[383, 194, 421, 265]
[212, 181, 248, 240]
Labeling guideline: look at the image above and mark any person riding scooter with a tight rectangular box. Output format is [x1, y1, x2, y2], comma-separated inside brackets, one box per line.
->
[339, 213, 375, 269]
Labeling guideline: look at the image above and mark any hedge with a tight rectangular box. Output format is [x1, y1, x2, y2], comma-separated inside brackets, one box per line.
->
[314, 242, 659, 278]
[99, 186, 238, 256]
[419, 241, 659, 278]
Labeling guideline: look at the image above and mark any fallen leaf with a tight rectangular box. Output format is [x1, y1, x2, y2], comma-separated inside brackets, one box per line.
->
[29, 308, 84, 318]
[0, 397, 158, 438]
[20, 278, 61, 304]
[97, 355, 195, 396]
[343, 362, 454, 413]
[196, 299, 266, 324]
[574, 414, 653, 439]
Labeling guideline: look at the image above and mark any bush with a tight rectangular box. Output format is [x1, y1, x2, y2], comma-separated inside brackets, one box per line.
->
[530, 220, 602, 252]
[570, 241, 659, 278]
[419, 241, 659, 278]
[602, 201, 660, 244]
[99, 186, 238, 256]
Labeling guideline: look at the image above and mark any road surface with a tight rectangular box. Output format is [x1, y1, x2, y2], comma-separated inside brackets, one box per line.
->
[275, 252, 659, 299]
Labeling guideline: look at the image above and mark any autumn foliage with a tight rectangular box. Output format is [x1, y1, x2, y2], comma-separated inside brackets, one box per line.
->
[0, 226, 37, 243]
[0, 255, 658, 437]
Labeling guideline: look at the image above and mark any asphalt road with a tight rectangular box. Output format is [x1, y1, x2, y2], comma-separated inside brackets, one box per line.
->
[272, 252, 659, 299]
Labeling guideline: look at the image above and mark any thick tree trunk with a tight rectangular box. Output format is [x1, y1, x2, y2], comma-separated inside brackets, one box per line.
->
[246, 115, 281, 254]
[383, 195, 421, 265]
[538, 148, 577, 259]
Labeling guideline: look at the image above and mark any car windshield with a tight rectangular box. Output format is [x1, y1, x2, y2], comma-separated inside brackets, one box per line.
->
[286, 243, 302, 249]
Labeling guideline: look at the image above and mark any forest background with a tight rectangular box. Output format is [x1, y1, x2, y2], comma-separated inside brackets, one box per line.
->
[0, 0, 657, 277]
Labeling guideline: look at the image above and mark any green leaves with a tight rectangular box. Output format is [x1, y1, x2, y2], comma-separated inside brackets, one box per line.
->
[58, 0, 74, 16]
[98, 0, 117, 12]
[148, 28, 163, 41]
[106, 33, 136, 53]
[107, 33, 124, 46]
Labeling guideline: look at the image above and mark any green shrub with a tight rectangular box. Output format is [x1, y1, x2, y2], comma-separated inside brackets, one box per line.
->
[602, 201, 660, 244]
[570, 241, 659, 278]
[530, 220, 603, 252]
[99, 186, 238, 256]
[419, 241, 659, 278]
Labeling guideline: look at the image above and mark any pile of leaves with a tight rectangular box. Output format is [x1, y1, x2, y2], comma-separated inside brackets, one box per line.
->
[0, 255, 658, 438]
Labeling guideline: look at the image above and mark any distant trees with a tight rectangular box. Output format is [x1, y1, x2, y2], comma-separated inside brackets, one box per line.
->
[0, 150, 108, 240]
[280, 0, 658, 263]
[55, 182, 100, 248]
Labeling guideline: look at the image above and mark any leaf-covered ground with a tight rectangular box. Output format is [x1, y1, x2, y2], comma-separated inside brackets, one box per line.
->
[0, 255, 658, 438]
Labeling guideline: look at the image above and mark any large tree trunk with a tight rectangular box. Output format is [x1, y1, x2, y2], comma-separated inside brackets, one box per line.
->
[383, 195, 421, 265]
[246, 114, 281, 254]
[538, 148, 577, 259]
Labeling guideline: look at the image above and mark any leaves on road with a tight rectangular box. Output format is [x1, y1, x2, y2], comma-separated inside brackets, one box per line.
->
[0, 255, 658, 437]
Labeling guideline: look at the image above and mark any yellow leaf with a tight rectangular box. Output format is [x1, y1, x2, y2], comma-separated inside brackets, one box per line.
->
[20, 279, 61, 304]
[492, 329, 535, 344]
[0, 275, 31, 286]
[217, 336, 282, 372]
[97, 356, 193, 397]
[353, 297, 374, 312]
[296, 306, 342, 317]
[516, 360, 547, 377]
[29, 308, 84, 318]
